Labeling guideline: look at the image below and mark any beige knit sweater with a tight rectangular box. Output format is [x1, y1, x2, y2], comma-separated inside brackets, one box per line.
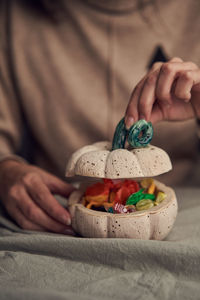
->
[0, 0, 200, 186]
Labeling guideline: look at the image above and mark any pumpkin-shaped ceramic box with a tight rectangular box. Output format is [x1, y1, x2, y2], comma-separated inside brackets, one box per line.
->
[66, 140, 178, 240]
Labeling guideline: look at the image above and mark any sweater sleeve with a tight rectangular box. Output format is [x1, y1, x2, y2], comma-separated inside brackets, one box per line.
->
[0, 0, 27, 164]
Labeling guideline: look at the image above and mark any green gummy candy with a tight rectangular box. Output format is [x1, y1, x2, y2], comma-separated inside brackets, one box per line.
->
[143, 193, 156, 200]
[126, 189, 145, 205]
[126, 189, 156, 205]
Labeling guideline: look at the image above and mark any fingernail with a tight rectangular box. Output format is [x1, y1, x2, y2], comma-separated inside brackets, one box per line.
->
[61, 215, 71, 226]
[125, 116, 134, 129]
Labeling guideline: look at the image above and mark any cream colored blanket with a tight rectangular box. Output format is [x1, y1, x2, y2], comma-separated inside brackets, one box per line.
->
[0, 188, 199, 300]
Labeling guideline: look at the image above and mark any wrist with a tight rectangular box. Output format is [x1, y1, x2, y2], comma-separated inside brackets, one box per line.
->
[0, 159, 22, 171]
[0, 160, 23, 187]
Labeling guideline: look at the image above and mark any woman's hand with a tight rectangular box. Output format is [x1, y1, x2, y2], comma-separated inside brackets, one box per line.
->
[0, 160, 75, 234]
[125, 57, 200, 127]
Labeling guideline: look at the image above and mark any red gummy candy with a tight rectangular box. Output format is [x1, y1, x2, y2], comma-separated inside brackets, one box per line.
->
[85, 182, 110, 197]
[103, 179, 114, 189]
[114, 186, 130, 205]
[113, 180, 139, 205]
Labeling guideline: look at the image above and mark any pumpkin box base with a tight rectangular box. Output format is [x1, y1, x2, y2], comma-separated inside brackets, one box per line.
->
[68, 179, 178, 240]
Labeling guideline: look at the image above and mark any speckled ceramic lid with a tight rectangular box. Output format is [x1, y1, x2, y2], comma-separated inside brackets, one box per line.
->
[65, 141, 172, 179]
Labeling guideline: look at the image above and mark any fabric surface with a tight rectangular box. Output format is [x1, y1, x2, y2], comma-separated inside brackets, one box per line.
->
[0, 0, 200, 186]
[0, 187, 200, 300]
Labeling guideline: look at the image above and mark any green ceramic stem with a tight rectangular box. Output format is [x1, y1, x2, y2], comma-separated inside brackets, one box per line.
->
[128, 120, 153, 148]
[112, 118, 128, 150]
[112, 118, 153, 150]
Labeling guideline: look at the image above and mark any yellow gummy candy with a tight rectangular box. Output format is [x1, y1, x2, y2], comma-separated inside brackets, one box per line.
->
[147, 182, 156, 194]
[155, 191, 166, 204]
[136, 199, 154, 211]
[140, 178, 154, 189]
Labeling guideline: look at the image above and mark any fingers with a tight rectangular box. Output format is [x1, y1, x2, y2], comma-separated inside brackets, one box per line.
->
[22, 173, 72, 226]
[44, 173, 76, 197]
[125, 61, 163, 128]
[137, 68, 161, 121]
[125, 77, 146, 128]
[149, 103, 165, 124]
[139, 60, 197, 121]
[8, 203, 46, 232]
[17, 187, 71, 233]
[6, 184, 74, 234]
[125, 57, 199, 125]
[0, 162, 76, 235]
[138, 62, 184, 120]
[156, 61, 198, 104]
[175, 69, 200, 101]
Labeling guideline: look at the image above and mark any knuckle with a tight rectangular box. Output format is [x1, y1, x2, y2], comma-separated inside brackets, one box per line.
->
[180, 71, 193, 82]
[25, 206, 37, 220]
[139, 101, 147, 112]
[146, 73, 157, 85]
[37, 191, 47, 204]
[134, 82, 143, 94]
[175, 89, 190, 100]
[169, 56, 182, 62]
[156, 89, 170, 102]
[22, 172, 39, 186]
[8, 185, 19, 199]
[152, 61, 162, 70]
[186, 61, 198, 69]
[46, 205, 57, 217]
[161, 63, 174, 75]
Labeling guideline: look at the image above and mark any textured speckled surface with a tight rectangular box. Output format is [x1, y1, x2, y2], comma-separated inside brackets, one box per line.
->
[68, 180, 178, 240]
[66, 141, 172, 179]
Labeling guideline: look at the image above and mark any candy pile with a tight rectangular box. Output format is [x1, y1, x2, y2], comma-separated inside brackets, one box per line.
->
[82, 178, 166, 214]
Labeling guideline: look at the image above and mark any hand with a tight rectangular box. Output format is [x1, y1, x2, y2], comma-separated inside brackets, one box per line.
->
[0, 160, 75, 234]
[125, 57, 200, 127]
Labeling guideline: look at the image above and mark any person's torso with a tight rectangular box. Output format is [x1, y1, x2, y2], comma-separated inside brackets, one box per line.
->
[8, 0, 200, 184]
